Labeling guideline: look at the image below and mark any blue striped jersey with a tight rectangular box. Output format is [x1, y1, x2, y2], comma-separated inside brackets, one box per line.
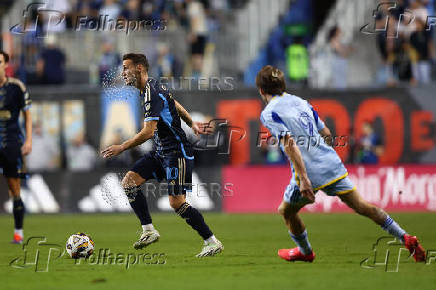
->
[260, 93, 347, 190]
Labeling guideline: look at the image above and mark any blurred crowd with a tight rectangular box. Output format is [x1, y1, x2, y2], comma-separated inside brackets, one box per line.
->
[6, 0, 248, 85]
[374, 0, 435, 87]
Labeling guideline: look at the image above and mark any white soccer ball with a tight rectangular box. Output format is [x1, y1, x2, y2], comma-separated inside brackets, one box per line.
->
[66, 232, 95, 259]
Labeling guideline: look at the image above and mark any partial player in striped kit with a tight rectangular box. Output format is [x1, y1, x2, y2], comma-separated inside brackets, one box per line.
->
[256, 65, 426, 263]
[0, 51, 32, 244]
[102, 53, 223, 257]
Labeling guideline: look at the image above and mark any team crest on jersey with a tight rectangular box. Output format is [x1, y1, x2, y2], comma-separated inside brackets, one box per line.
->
[145, 103, 151, 111]
[161, 85, 167, 91]
[299, 112, 314, 136]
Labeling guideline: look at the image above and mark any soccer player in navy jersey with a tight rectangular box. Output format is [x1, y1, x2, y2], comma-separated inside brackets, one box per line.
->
[102, 53, 223, 257]
[0, 51, 32, 244]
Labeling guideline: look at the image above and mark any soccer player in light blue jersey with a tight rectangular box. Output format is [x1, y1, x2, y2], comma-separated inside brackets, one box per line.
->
[256, 65, 426, 263]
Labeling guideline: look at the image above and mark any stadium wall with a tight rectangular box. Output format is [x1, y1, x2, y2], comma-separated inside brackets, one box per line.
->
[4, 85, 435, 214]
[223, 165, 436, 213]
[29, 85, 436, 165]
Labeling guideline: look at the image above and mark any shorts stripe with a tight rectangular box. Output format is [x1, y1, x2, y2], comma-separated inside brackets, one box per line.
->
[182, 158, 186, 184]
[335, 186, 356, 195]
[178, 158, 182, 185]
[314, 172, 349, 191]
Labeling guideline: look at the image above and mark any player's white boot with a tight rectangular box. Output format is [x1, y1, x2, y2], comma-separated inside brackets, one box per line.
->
[196, 239, 224, 257]
[133, 230, 160, 250]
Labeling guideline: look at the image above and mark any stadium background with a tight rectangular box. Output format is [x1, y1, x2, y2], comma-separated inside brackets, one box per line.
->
[1, 0, 436, 215]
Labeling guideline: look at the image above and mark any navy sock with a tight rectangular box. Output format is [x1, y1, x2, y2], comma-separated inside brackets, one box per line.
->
[125, 186, 152, 225]
[13, 198, 25, 230]
[176, 202, 213, 240]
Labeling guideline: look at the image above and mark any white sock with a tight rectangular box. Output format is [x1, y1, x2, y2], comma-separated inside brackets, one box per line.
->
[205, 235, 218, 244]
[289, 230, 312, 255]
[142, 224, 155, 231]
[14, 229, 23, 237]
[381, 216, 406, 243]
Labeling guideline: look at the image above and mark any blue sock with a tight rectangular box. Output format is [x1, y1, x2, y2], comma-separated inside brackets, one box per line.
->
[289, 230, 312, 255]
[381, 215, 406, 243]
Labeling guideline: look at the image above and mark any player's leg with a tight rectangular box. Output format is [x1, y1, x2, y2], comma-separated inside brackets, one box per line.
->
[278, 201, 306, 235]
[7, 177, 25, 244]
[277, 183, 315, 262]
[125, 153, 165, 249]
[122, 171, 152, 228]
[338, 187, 426, 262]
[1, 147, 26, 244]
[169, 194, 214, 243]
[167, 157, 223, 257]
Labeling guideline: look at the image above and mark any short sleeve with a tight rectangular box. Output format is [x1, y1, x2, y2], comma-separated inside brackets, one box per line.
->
[261, 111, 290, 139]
[14, 79, 31, 111]
[144, 92, 164, 122]
[311, 107, 325, 131]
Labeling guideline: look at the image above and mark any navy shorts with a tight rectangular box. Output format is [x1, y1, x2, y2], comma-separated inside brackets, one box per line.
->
[131, 152, 193, 196]
[0, 144, 26, 178]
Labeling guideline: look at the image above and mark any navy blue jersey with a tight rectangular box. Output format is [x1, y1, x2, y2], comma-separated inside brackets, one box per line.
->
[141, 79, 193, 159]
[0, 77, 31, 147]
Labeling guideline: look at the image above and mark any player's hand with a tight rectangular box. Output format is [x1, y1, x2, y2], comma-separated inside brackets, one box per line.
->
[300, 177, 315, 203]
[21, 141, 32, 156]
[101, 144, 124, 158]
[192, 121, 214, 135]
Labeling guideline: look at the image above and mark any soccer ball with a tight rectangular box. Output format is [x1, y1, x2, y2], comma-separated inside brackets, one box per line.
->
[66, 232, 95, 259]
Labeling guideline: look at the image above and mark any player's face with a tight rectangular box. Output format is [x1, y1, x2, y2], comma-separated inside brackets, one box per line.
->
[122, 59, 139, 87]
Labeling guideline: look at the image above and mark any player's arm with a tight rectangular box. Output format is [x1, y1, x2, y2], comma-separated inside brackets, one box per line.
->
[175, 100, 192, 127]
[21, 109, 32, 155]
[174, 100, 212, 135]
[18, 82, 32, 156]
[282, 134, 315, 203]
[101, 120, 157, 158]
[319, 126, 333, 146]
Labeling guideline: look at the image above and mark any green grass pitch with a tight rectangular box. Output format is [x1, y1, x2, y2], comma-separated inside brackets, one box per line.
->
[1, 212, 436, 290]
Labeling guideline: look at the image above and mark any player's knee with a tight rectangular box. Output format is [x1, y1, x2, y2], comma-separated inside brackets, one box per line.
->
[122, 172, 142, 189]
[278, 202, 297, 217]
[277, 204, 287, 216]
[9, 189, 20, 198]
[169, 197, 185, 210]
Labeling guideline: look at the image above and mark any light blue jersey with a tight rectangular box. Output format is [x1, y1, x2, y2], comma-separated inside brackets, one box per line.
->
[260, 93, 348, 191]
